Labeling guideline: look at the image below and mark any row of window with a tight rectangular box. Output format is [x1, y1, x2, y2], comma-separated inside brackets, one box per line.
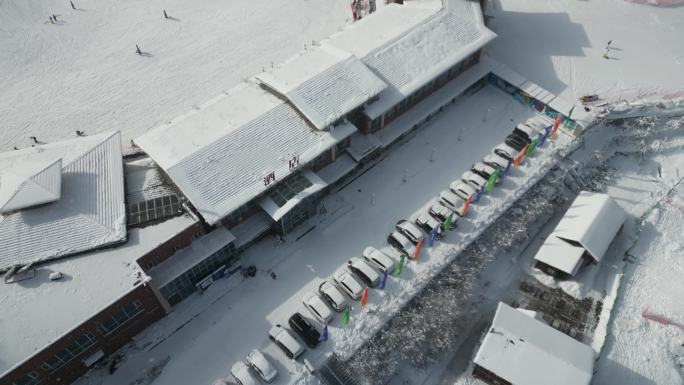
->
[160, 245, 237, 306]
[127, 194, 181, 227]
[99, 300, 145, 336]
[39, 333, 96, 373]
[13, 301, 145, 385]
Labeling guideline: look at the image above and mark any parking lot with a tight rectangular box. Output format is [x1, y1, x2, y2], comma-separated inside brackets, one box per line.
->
[76, 84, 571, 385]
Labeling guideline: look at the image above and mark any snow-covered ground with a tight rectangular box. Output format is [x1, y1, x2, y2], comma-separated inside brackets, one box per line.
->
[488, 0, 684, 102]
[4, 0, 684, 384]
[0, 0, 351, 151]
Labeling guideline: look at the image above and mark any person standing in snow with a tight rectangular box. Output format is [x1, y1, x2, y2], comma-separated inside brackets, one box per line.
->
[70, 1, 75, 10]
[602, 49, 609, 60]
[163, 10, 168, 19]
[135, 44, 142, 55]
[49, 16, 54, 23]
[606, 40, 612, 49]
[53, 14, 58, 22]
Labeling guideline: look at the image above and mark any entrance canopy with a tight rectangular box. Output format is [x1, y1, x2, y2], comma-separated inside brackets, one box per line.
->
[259, 170, 327, 222]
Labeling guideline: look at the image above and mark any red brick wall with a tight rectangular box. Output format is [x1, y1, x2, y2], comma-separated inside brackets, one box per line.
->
[137, 221, 203, 270]
[2, 284, 165, 385]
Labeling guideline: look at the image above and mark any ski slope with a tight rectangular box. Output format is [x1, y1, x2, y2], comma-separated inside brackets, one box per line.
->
[0, 0, 351, 151]
[488, 0, 684, 103]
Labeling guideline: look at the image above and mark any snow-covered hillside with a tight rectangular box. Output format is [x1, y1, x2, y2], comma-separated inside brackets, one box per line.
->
[0, 0, 350, 151]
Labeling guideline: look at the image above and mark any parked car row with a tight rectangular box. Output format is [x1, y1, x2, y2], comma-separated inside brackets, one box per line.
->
[386, 116, 551, 257]
[265, 246, 399, 362]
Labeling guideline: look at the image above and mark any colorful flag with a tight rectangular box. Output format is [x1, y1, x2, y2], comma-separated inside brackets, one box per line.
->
[360, 288, 368, 309]
[502, 160, 512, 179]
[428, 226, 437, 247]
[319, 324, 329, 342]
[462, 195, 472, 217]
[412, 239, 424, 260]
[392, 254, 405, 276]
[513, 144, 528, 167]
[549, 115, 562, 139]
[379, 270, 388, 289]
[340, 305, 350, 325]
[525, 137, 539, 157]
[485, 169, 499, 193]
[442, 213, 453, 232]
[473, 185, 484, 203]
[539, 125, 551, 147]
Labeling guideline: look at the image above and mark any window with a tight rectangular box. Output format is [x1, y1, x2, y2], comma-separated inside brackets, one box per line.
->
[98, 301, 144, 336]
[127, 194, 181, 226]
[13, 371, 41, 385]
[268, 174, 313, 207]
[40, 333, 96, 373]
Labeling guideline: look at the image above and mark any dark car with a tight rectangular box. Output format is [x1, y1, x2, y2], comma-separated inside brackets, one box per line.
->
[505, 134, 528, 151]
[288, 313, 320, 348]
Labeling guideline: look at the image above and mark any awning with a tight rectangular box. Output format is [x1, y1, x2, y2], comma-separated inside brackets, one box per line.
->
[259, 170, 328, 222]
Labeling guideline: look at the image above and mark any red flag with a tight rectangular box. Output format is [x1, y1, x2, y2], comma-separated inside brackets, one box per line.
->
[462, 195, 472, 217]
[513, 144, 528, 167]
[412, 239, 424, 260]
[360, 288, 368, 309]
[549, 115, 562, 139]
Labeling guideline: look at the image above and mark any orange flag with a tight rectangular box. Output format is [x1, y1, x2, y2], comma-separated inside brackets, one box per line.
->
[549, 115, 562, 140]
[513, 144, 528, 167]
[462, 195, 473, 217]
[412, 239, 424, 260]
[360, 288, 368, 309]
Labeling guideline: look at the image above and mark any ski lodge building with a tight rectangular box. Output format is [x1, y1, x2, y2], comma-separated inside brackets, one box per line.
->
[1, 1, 590, 385]
[472, 302, 595, 385]
[534, 191, 626, 278]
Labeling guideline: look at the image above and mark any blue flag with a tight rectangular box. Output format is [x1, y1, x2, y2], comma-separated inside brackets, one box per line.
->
[473, 186, 483, 203]
[428, 226, 437, 247]
[379, 271, 388, 290]
[539, 125, 551, 147]
[319, 324, 329, 342]
[502, 160, 512, 179]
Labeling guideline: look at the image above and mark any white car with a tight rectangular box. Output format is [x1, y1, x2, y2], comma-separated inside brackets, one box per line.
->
[429, 204, 459, 227]
[461, 171, 488, 190]
[245, 350, 278, 383]
[318, 280, 349, 312]
[471, 162, 500, 184]
[362, 246, 395, 273]
[450, 181, 478, 201]
[212, 379, 229, 385]
[303, 292, 333, 324]
[333, 268, 365, 300]
[347, 257, 381, 287]
[387, 231, 416, 256]
[483, 153, 510, 170]
[231, 361, 259, 385]
[268, 325, 305, 359]
[395, 220, 424, 245]
[525, 116, 550, 133]
[494, 143, 518, 161]
[414, 213, 443, 235]
[438, 191, 466, 217]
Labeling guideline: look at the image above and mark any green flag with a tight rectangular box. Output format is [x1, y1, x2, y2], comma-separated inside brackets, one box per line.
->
[568, 105, 575, 118]
[442, 212, 453, 231]
[525, 137, 539, 157]
[340, 305, 350, 325]
[485, 169, 499, 193]
[392, 254, 405, 276]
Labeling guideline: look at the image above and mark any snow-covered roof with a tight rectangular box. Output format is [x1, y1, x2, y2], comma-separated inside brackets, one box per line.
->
[258, 170, 328, 222]
[552, 191, 626, 263]
[0, 157, 62, 214]
[148, 226, 236, 287]
[474, 302, 595, 385]
[135, 83, 356, 226]
[125, 157, 177, 205]
[534, 235, 587, 276]
[0, 215, 197, 377]
[255, 45, 386, 130]
[0, 132, 126, 272]
[355, 0, 497, 119]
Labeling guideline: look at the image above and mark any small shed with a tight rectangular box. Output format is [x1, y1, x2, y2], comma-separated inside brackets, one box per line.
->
[473, 302, 595, 385]
[535, 191, 625, 278]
